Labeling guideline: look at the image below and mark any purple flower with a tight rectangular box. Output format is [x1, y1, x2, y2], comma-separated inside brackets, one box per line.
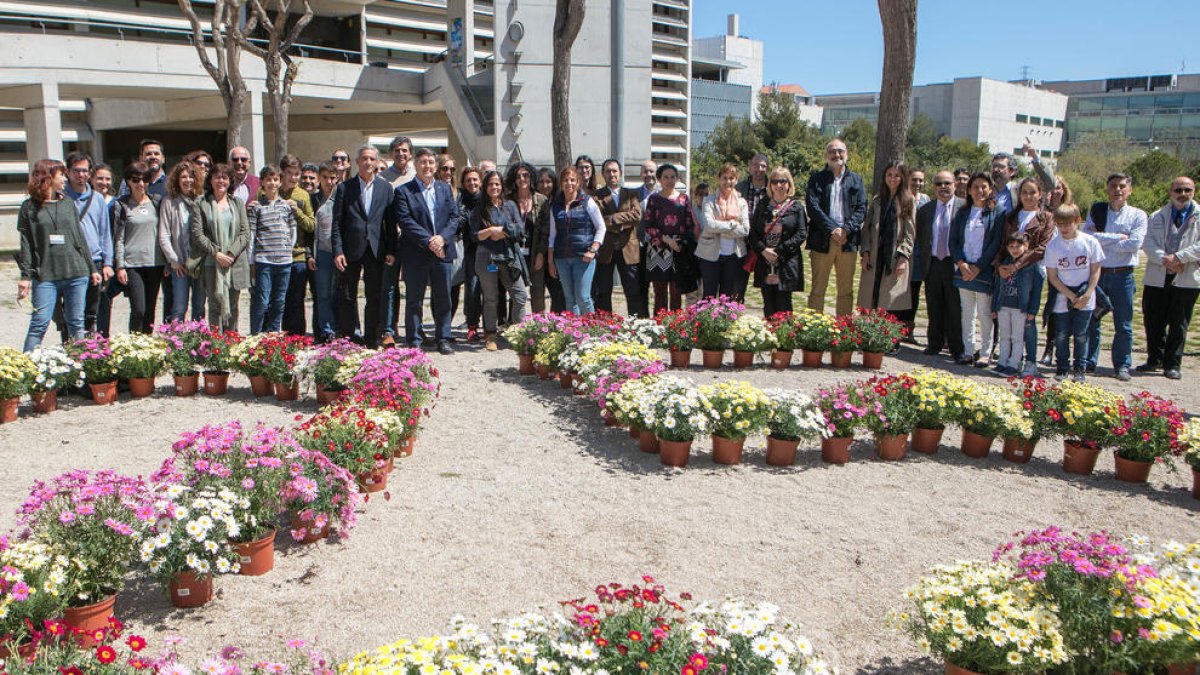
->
[58, 511, 76, 524]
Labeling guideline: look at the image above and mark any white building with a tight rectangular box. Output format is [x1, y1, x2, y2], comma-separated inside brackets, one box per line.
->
[692, 14, 762, 118]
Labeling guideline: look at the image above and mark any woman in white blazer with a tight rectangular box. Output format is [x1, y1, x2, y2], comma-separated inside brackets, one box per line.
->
[698, 163, 750, 299]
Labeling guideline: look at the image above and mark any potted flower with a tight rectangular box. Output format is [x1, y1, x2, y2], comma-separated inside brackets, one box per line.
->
[698, 380, 772, 465]
[501, 314, 563, 374]
[155, 320, 209, 395]
[258, 332, 313, 400]
[828, 314, 858, 368]
[65, 335, 118, 404]
[795, 308, 837, 367]
[533, 329, 573, 377]
[762, 389, 826, 466]
[857, 374, 920, 461]
[999, 376, 1061, 464]
[765, 311, 800, 368]
[109, 333, 167, 398]
[725, 315, 775, 368]
[345, 348, 441, 456]
[956, 383, 1028, 459]
[294, 404, 391, 494]
[230, 333, 274, 396]
[656, 308, 699, 368]
[295, 338, 364, 405]
[281, 447, 361, 543]
[909, 369, 973, 454]
[690, 295, 745, 368]
[852, 308, 906, 368]
[814, 383, 868, 464]
[1044, 382, 1122, 476]
[196, 328, 242, 395]
[0, 538, 72, 651]
[574, 340, 662, 411]
[0, 347, 36, 422]
[645, 376, 714, 467]
[140, 485, 247, 608]
[1108, 392, 1186, 484]
[27, 347, 83, 414]
[607, 375, 664, 454]
[1179, 418, 1200, 501]
[591, 357, 665, 434]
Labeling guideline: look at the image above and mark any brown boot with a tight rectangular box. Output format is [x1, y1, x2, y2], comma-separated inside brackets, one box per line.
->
[485, 333, 498, 351]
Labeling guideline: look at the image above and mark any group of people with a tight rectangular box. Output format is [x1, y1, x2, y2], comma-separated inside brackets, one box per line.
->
[15, 135, 1200, 379]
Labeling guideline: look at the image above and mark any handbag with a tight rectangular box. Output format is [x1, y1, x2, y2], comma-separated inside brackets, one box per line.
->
[744, 199, 793, 274]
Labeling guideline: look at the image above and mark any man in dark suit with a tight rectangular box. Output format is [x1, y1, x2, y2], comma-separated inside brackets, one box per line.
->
[805, 138, 867, 316]
[394, 147, 463, 354]
[915, 170, 965, 358]
[591, 159, 644, 316]
[331, 145, 396, 346]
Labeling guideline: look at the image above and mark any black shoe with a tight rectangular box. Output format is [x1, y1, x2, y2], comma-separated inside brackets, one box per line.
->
[437, 341, 453, 355]
[1135, 362, 1162, 373]
[1084, 364, 1096, 374]
[1165, 368, 1182, 380]
[922, 346, 942, 356]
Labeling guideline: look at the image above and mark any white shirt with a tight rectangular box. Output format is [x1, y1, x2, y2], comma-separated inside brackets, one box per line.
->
[1017, 209, 1038, 234]
[359, 176, 375, 217]
[1084, 203, 1148, 269]
[1046, 232, 1106, 312]
[419, 178, 438, 223]
[963, 207, 986, 262]
[829, 170, 845, 227]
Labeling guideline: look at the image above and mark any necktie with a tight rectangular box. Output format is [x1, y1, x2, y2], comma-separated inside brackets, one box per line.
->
[935, 203, 949, 260]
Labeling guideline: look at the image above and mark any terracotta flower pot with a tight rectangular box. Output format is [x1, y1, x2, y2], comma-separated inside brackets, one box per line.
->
[960, 430, 994, 459]
[830, 351, 853, 368]
[658, 438, 692, 467]
[669, 349, 691, 369]
[168, 571, 213, 608]
[233, 528, 276, 576]
[1002, 437, 1037, 464]
[1167, 661, 1197, 675]
[801, 349, 823, 368]
[628, 423, 640, 439]
[398, 436, 415, 457]
[274, 379, 299, 401]
[861, 351, 884, 370]
[821, 436, 852, 464]
[701, 349, 724, 369]
[1193, 468, 1200, 501]
[203, 372, 229, 396]
[517, 353, 536, 375]
[765, 436, 800, 466]
[249, 374, 273, 396]
[356, 466, 388, 493]
[62, 594, 116, 646]
[911, 427, 943, 454]
[711, 435, 744, 465]
[770, 349, 793, 369]
[945, 662, 985, 675]
[1113, 452, 1152, 484]
[316, 385, 343, 406]
[128, 377, 155, 398]
[875, 433, 907, 461]
[173, 373, 199, 397]
[1062, 440, 1100, 476]
[89, 381, 117, 405]
[603, 412, 620, 427]
[638, 429, 660, 454]
[31, 390, 57, 414]
[290, 515, 330, 544]
[0, 638, 36, 660]
[0, 397, 18, 423]
[535, 364, 552, 379]
[559, 371, 574, 389]
[732, 350, 754, 368]
[385, 456, 394, 473]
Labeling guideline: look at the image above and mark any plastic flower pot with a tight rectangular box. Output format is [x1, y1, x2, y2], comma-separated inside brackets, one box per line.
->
[249, 374, 273, 396]
[701, 349, 724, 369]
[203, 371, 229, 395]
[862, 351, 885, 369]
[669, 349, 691, 369]
[830, 351, 853, 368]
[233, 528, 277, 576]
[128, 376, 155, 398]
[89, 381, 117, 405]
[1062, 440, 1100, 476]
[960, 430, 994, 459]
[31, 390, 57, 414]
[911, 427, 942, 454]
[356, 466, 388, 493]
[398, 436, 415, 457]
[168, 571, 213, 609]
[732, 350, 754, 368]
[765, 436, 800, 466]
[821, 436, 852, 464]
[535, 364, 552, 380]
[273, 379, 300, 401]
[517, 353, 535, 375]
[875, 433, 907, 461]
[658, 438, 691, 467]
[0, 397, 18, 423]
[290, 514, 330, 544]
[1113, 452, 1152, 484]
[638, 429, 660, 454]
[801, 349, 823, 368]
[770, 349, 793, 369]
[711, 435, 744, 465]
[1001, 437, 1037, 464]
[173, 373, 199, 397]
[62, 594, 116, 647]
[628, 423, 640, 439]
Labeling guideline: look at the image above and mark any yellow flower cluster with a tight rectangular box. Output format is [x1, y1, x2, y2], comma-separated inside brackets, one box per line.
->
[0, 347, 37, 398]
[1177, 419, 1200, 468]
[576, 341, 659, 385]
[1054, 382, 1121, 442]
[961, 383, 1033, 439]
[700, 380, 773, 440]
[909, 369, 975, 429]
[726, 315, 778, 352]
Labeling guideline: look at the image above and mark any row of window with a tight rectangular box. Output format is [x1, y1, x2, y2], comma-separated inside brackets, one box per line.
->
[1067, 92, 1200, 112]
[1014, 114, 1065, 128]
[1013, 148, 1058, 158]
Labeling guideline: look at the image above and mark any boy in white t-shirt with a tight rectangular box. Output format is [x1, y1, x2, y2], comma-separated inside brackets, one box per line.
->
[1044, 204, 1105, 381]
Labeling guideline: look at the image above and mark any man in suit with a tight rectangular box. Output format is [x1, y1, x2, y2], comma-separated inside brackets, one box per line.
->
[915, 170, 965, 358]
[806, 138, 867, 316]
[331, 145, 396, 346]
[395, 147, 463, 354]
[591, 159, 644, 316]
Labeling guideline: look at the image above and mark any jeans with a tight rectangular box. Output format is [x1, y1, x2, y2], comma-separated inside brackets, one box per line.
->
[996, 307, 1028, 371]
[699, 254, 743, 299]
[24, 276, 88, 351]
[250, 262, 291, 334]
[556, 256, 596, 315]
[380, 260, 400, 338]
[1055, 309, 1091, 374]
[476, 248, 528, 333]
[403, 258, 453, 345]
[313, 250, 337, 339]
[167, 272, 206, 323]
[959, 288, 993, 359]
[1085, 269, 1135, 371]
[282, 261, 309, 335]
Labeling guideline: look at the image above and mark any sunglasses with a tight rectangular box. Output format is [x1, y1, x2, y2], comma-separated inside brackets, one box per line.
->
[127, 177, 146, 184]
[332, 155, 349, 161]
[439, 166, 455, 172]
[1173, 187, 1195, 194]
[769, 178, 790, 185]
[934, 181, 953, 187]
[195, 161, 211, 169]
[231, 157, 250, 163]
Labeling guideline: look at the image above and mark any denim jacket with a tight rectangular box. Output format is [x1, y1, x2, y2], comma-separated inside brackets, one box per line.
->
[990, 258, 1044, 316]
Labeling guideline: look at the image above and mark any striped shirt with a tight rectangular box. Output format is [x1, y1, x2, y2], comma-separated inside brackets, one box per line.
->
[249, 197, 296, 265]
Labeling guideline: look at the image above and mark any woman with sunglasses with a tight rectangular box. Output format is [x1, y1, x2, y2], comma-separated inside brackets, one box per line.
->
[949, 172, 1004, 366]
[182, 150, 214, 197]
[506, 161, 558, 314]
[747, 167, 807, 317]
[330, 149, 351, 182]
[158, 161, 205, 322]
[112, 161, 165, 333]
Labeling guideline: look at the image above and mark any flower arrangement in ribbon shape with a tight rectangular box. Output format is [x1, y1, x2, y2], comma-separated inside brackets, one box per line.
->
[689, 295, 745, 350]
[699, 380, 772, 441]
[152, 422, 290, 543]
[814, 383, 868, 439]
[108, 333, 168, 380]
[655, 307, 700, 351]
[28, 347, 83, 394]
[828, 314, 859, 353]
[501, 312, 568, 356]
[0, 537, 71, 644]
[230, 332, 271, 378]
[856, 373, 922, 436]
[763, 389, 828, 442]
[139, 485, 246, 583]
[196, 328, 242, 374]
[645, 376, 714, 442]
[909, 368, 974, 431]
[1043, 381, 1122, 450]
[65, 335, 117, 384]
[725, 314, 777, 353]
[958, 383, 1031, 439]
[889, 559, 1069, 673]
[16, 470, 154, 604]
[1109, 392, 1186, 465]
[294, 339, 364, 391]
[851, 308, 906, 353]
[0, 347, 37, 399]
[1179, 418, 1200, 471]
[154, 320, 210, 376]
[258, 332, 313, 383]
[280, 447, 360, 542]
[1110, 538, 1200, 669]
[293, 405, 390, 479]
[1004, 376, 1062, 440]
[606, 375, 662, 430]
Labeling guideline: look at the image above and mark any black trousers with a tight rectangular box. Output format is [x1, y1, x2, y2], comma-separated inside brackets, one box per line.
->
[338, 250, 383, 344]
[282, 261, 309, 335]
[894, 279, 922, 324]
[592, 256, 642, 316]
[1143, 277, 1199, 370]
[125, 266, 163, 334]
[760, 284, 794, 318]
[923, 258, 963, 356]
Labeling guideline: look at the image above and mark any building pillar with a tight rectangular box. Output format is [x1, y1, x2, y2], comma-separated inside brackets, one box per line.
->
[446, 0, 475, 76]
[238, 91, 266, 169]
[22, 82, 63, 169]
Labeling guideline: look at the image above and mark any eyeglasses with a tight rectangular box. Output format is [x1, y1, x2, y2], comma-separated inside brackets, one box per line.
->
[127, 177, 145, 184]
[231, 157, 250, 163]
[769, 179, 790, 185]
[439, 166, 455, 172]
[934, 181, 953, 187]
[1173, 187, 1195, 194]
[195, 161, 211, 169]
[332, 155, 349, 162]
[69, 168, 90, 174]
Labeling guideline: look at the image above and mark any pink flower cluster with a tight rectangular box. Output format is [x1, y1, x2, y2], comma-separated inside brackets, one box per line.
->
[814, 385, 869, 438]
[992, 526, 1155, 587]
[281, 447, 360, 542]
[17, 469, 153, 535]
[592, 358, 666, 412]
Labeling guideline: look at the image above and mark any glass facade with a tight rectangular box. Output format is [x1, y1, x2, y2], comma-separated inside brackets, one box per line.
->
[1065, 91, 1200, 158]
[689, 80, 752, 148]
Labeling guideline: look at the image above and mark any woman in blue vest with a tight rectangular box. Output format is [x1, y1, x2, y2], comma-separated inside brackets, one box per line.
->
[949, 172, 1004, 367]
[547, 166, 606, 315]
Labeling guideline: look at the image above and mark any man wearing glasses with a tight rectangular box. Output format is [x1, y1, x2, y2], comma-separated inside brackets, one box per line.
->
[1140, 176, 1200, 380]
[380, 136, 415, 188]
[806, 138, 866, 317]
[59, 151, 113, 335]
[915, 170, 965, 359]
[228, 146, 259, 204]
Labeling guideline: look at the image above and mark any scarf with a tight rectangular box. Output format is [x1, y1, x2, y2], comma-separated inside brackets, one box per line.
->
[878, 196, 898, 274]
[213, 199, 236, 324]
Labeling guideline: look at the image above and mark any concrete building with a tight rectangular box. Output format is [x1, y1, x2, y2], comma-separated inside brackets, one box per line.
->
[689, 14, 759, 148]
[0, 0, 691, 245]
[767, 84, 824, 129]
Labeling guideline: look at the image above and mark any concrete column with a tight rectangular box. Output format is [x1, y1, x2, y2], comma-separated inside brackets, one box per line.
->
[22, 82, 63, 169]
[238, 91, 266, 170]
[446, 0, 475, 76]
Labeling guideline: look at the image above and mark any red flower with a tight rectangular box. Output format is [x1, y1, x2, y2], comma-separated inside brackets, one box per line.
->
[126, 635, 146, 652]
[628, 630, 643, 641]
[96, 645, 117, 664]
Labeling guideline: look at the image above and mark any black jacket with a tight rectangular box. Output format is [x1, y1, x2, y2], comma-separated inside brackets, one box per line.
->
[330, 176, 397, 262]
[804, 167, 866, 253]
[748, 198, 807, 292]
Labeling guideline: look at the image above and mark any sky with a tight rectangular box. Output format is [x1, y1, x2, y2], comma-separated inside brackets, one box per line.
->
[692, 1, 1200, 95]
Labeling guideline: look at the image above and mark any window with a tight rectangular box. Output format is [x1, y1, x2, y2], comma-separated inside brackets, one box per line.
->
[1056, 120, 1065, 128]
[1030, 116, 1042, 125]
[1042, 118, 1055, 127]
[1040, 150, 1052, 158]
[1015, 113, 1028, 123]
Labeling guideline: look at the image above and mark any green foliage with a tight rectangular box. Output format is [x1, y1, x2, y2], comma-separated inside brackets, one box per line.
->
[755, 90, 803, 151]
[1126, 150, 1187, 188]
[1058, 131, 1142, 186]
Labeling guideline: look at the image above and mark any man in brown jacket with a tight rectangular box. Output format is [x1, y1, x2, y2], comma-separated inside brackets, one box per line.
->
[592, 159, 644, 316]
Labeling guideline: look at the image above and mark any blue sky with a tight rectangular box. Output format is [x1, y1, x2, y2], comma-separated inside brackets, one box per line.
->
[693, 1, 1200, 95]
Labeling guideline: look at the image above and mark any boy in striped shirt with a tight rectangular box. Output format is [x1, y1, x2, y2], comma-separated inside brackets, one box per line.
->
[249, 165, 297, 333]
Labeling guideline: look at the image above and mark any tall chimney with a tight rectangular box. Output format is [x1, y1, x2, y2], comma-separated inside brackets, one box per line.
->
[727, 13, 739, 37]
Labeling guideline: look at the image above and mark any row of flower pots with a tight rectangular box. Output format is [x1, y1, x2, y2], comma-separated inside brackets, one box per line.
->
[666, 347, 886, 370]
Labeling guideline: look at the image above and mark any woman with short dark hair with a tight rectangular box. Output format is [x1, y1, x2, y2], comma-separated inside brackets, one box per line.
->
[642, 163, 697, 314]
[508, 162, 559, 314]
[113, 161, 165, 333]
[471, 171, 528, 349]
[190, 163, 251, 332]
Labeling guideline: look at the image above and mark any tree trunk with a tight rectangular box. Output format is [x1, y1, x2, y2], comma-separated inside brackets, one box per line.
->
[551, 0, 585, 172]
[178, 0, 251, 155]
[872, 0, 917, 193]
[235, 0, 313, 162]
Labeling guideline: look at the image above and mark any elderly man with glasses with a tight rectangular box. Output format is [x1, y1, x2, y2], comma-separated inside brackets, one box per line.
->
[228, 146, 259, 204]
[1140, 176, 1200, 380]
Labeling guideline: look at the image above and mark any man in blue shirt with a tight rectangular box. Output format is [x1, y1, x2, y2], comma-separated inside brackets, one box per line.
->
[56, 151, 113, 336]
[117, 139, 168, 199]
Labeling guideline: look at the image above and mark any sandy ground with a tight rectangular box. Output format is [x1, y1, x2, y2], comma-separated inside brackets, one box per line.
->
[1, 264, 1198, 674]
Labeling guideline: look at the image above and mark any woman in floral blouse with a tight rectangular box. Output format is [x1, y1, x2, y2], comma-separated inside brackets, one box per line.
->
[642, 163, 697, 315]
